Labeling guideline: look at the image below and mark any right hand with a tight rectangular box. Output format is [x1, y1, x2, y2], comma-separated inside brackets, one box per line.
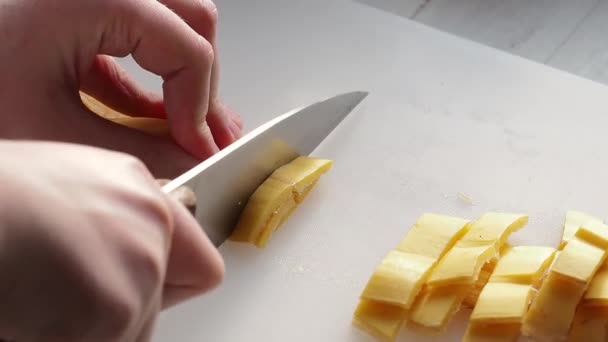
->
[0, 141, 224, 341]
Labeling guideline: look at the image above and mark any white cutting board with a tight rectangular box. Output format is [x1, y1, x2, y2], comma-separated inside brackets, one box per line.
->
[117, 0, 608, 341]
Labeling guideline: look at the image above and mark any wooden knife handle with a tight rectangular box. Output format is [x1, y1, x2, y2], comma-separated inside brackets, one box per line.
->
[156, 179, 197, 216]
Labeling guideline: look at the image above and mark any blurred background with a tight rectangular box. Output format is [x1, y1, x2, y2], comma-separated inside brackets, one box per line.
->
[356, 0, 608, 86]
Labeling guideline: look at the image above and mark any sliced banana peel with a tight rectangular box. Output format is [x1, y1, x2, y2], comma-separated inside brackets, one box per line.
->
[353, 213, 470, 341]
[80, 92, 170, 136]
[522, 216, 608, 341]
[229, 156, 333, 248]
[463, 246, 556, 342]
[408, 213, 527, 333]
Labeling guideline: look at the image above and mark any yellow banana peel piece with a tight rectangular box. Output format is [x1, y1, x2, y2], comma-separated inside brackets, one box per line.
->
[428, 213, 528, 286]
[229, 156, 333, 248]
[353, 300, 408, 342]
[408, 213, 527, 333]
[560, 210, 604, 250]
[354, 213, 469, 341]
[80, 92, 170, 136]
[523, 213, 607, 341]
[361, 251, 435, 308]
[463, 246, 555, 342]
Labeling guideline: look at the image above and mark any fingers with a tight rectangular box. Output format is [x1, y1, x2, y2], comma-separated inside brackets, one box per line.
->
[161, 194, 224, 309]
[157, 179, 197, 215]
[159, 0, 219, 100]
[81, 55, 166, 119]
[135, 306, 160, 342]
[55, 95, 199, 179]
[231, 107, 244, 131]
[159, 0, 242, 149]
[96, 0, 219, 159]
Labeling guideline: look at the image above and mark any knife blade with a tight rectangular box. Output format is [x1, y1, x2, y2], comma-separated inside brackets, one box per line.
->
[161, 91, 368, 246]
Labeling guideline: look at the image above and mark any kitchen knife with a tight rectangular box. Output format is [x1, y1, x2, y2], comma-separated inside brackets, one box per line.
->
[161, 91, 368, 246]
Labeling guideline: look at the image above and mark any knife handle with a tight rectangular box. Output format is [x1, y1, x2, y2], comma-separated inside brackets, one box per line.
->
[80, 91, 171, 137]
[156, 179, 197, 216]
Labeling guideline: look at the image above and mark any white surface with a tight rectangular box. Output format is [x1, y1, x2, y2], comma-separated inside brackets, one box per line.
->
[548, 0, 608, 85]
[357, 0, 427, 17]
[413, 0, 598, 62]
[358, 0, 608, 86]
[119, 1, 608, 341]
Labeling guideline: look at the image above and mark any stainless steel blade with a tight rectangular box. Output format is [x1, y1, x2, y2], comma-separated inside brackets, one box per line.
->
[162, 91, 368, 246]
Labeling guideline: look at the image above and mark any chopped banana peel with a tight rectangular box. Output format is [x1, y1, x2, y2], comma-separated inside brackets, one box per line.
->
[427, 245, 496, 286]
[428, 213, 528, 286]
[229, 178, 293, 246]
[464, 244, 511, 308]
[463, 246, 555, 341]
[353, 300, 407, 342]
[465, 246, 555, 341]
[489, 246, 556, 284]
[565, 225, 608, 341]
[463, 261, 494, 308]
[396, 213, 470, 258]
[360, 213, 471, 308]
[524, 274, 589, 341]
[407, 213, 526, 333]
[470, 283, 533, 324]
[361, 251, 435, 308]
[568, 306, 608, 342]
[462, 322, 521, 342]
[354, 213, 469, 341]
[229, 156, 333, 248]
[575, 220, 608, 250]
[523, 214, 608, 342]
[354, 211, 608, 342]
[560, 210, 603, 250]
[551, 239, 605, 283]
[80, 92, 170, 136]
[270, 157, 332, 201]
[567, 265, 608, 341]
[584, 266, 608, 305]
[407, 285, 469, 332]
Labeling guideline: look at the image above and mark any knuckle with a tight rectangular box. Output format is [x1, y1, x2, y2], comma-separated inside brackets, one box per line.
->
[138, 190, 173, 232]
[111, 153, 173, 234]
[86, 287, 139, 337]
[102, 294, 139, 336]
[192, 250, 225, 294]
[133, 242, 166, 288]
[204, 259, 225, 291]
[201, 0, 219, 27]
[194, 36, 215, 65]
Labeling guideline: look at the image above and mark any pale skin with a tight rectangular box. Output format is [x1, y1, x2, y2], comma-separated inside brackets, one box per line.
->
[0, 0, 241, 340]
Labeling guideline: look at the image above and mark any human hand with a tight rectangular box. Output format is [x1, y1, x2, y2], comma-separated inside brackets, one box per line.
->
[0, 141, 223, 341]
[0, 0, 242, 179]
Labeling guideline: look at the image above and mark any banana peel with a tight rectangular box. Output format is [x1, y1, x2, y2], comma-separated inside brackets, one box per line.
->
[80, 92, 170, 136]
[229, 156, 333, 248]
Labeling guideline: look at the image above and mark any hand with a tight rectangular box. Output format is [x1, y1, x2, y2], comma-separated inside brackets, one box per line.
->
[0, 0, 243, 179]
[0, 141, 224, 341]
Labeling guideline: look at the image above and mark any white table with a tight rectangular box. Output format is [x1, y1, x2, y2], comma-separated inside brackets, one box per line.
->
[121, 1, 608, 341]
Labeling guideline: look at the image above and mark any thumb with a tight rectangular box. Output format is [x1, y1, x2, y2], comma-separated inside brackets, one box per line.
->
[161, 192, 224, 309]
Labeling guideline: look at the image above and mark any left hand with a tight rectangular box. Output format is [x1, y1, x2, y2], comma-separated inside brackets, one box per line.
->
[0, 0, 243, 179]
